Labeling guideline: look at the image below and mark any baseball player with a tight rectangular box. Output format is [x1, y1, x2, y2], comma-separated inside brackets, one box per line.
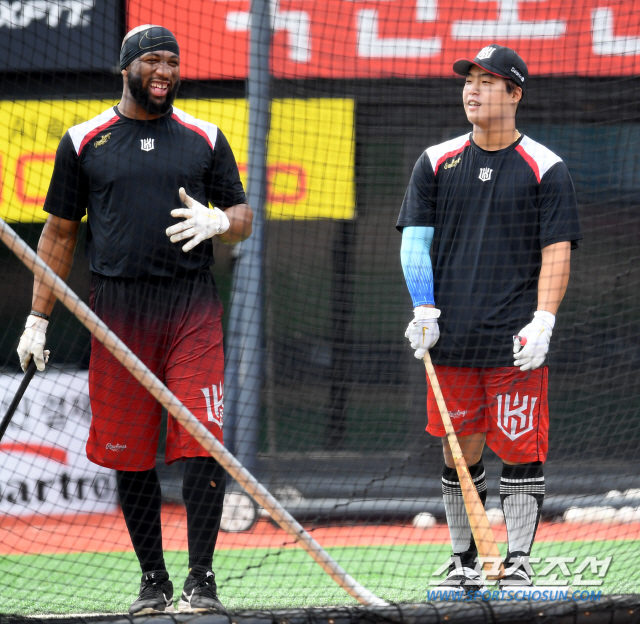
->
[17, 25, 252, 614]
[397, 45, 582, 593]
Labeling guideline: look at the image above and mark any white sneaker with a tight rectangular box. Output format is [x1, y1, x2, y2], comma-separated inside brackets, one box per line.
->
[436, 563, 486, 596]
[499, 567, 533, 589]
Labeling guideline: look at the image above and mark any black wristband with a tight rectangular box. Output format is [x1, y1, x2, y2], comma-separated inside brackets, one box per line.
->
[30, 310, 50, 321]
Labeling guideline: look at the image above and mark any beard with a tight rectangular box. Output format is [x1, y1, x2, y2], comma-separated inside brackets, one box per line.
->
[127, 70, 180, 115]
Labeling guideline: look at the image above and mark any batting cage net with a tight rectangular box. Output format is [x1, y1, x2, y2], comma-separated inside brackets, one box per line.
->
[1, 0, 639, 622]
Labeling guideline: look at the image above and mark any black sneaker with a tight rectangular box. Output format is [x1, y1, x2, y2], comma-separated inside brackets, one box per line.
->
[436, 561, 486, 597]
[129, 570, 174, 615]
[179, 565, 226, 612]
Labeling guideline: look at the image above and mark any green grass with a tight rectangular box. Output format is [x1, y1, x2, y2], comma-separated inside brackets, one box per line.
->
[1, 541, 638, 615]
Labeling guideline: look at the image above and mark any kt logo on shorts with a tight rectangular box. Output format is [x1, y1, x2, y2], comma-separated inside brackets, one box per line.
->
[201, 382, 224, 426]
[496, 392, 537, 440]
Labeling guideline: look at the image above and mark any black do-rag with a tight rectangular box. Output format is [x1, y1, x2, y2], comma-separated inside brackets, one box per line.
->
[120, 25, 180, 70]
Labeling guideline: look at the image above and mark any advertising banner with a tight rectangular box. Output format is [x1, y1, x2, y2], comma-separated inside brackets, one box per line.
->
[0, 370, 117, 517]
[1, 0, 120, 71]
[127, 0, 640, 79]
[0, 98, 355, 222]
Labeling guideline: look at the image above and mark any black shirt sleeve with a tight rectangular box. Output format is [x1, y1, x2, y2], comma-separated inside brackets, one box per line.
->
[539, 161, 582, 250]
[206, 130, 247, 208]
[396, 151, 437, 231]
[43, 132, 90, 221]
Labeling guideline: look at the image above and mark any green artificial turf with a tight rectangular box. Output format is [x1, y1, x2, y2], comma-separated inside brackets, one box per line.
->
[1, 541, 637, 615]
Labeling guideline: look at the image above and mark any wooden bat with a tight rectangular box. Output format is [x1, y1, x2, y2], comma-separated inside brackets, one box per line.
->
[0, 359, 37, 443]
[423, 351, 505, 580]
[0, 216, 387, 608]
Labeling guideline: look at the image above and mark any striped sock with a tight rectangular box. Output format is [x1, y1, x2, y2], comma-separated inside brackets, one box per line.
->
[500, 462, 545, 559]
[442, 460, 487, 566]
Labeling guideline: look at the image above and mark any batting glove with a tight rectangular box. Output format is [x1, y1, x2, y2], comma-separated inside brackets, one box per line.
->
[166, 187, 230, 252]
[17, 315, 50, 372]
[513, 310, 555, 372]
[405, 306, 441, 359]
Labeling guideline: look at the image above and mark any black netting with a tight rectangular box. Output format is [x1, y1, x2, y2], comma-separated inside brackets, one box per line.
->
[1, 0, 639, 618]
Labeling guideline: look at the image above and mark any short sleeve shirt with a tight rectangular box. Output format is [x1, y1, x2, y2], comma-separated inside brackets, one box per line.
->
[396, 133, 582, 368]
[44, 106, 247, 278]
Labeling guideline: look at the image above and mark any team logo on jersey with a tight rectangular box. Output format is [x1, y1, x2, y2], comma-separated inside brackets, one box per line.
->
[496, 392, 537, 440]
[478, 167, 493, 182]
[201, 382, 224, 427]
[141, 138, 155, 152]
[94, 133, 111, 148]
[476, 46, 496, 60]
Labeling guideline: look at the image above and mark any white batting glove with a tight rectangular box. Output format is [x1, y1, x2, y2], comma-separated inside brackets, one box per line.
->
[166, 187, 230, 252]
[17, 315, 50, 372]
[405, 307, 441, 359]
[513, 311, 555, 372]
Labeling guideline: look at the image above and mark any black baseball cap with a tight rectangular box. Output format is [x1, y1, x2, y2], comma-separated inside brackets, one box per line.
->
[453, 44, 528, 90]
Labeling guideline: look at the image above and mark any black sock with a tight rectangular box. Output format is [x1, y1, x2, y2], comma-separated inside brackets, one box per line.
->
[500, 461, 545, 562]
[183, 457, 226, 570]
[116, 468, 165, 573]
[442, 460, 487, 568]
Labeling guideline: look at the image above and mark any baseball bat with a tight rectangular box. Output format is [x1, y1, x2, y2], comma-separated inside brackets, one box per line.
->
[423, 351, 505, 580]
[0, 217, 387, 608]
[0, 359, 37, 443]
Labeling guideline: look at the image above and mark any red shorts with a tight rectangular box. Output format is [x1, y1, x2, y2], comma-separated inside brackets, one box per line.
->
[426, 365, 549, 463]
[87, 271, 224, 470]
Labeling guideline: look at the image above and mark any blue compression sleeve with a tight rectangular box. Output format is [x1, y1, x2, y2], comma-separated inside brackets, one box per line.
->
[400, 226, 435, 307]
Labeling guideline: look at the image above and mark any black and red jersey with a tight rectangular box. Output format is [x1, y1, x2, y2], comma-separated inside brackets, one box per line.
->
[397, 133, 582, 368]
[44, 106, 247, 278]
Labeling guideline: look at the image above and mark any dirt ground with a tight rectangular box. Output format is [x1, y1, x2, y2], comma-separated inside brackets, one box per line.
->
[2, 504, 640, 555]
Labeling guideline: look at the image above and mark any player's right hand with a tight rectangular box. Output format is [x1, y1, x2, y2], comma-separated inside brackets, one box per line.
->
[405, 306, 441, 359]
[17, 315, 50, 372]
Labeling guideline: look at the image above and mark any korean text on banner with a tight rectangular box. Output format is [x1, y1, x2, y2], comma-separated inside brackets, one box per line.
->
[127, 0, 640, 79]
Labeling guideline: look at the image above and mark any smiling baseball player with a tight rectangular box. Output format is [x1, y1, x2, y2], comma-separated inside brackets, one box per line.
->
[17, 25, 252, 615]
[397, 45, 582, 593]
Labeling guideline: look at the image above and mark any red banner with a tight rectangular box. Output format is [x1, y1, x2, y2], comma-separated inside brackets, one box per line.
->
[127, 0, 640, 79]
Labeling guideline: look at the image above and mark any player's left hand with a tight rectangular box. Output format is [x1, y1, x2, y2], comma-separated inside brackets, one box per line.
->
[166, 187, 230, 252]
[513, 310, 555, 371]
